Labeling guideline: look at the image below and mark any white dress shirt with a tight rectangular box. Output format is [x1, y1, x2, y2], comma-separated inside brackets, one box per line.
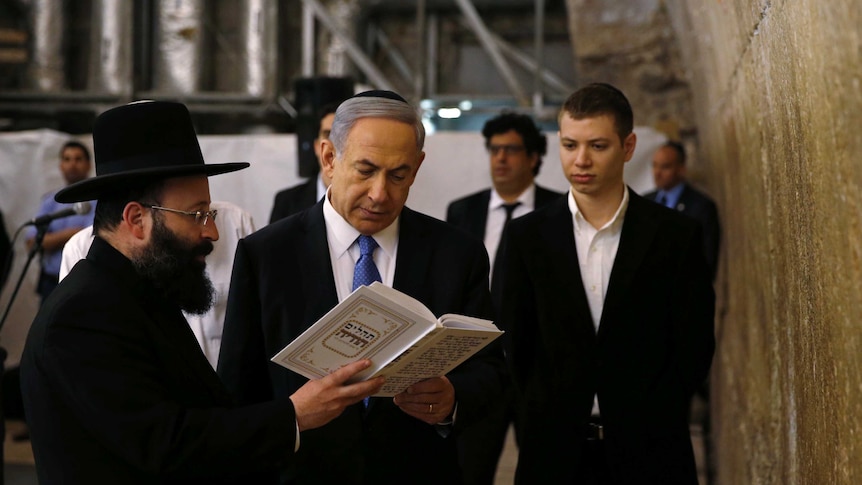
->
[485, 184, 536, 273]
[322, 191, 399, 302]
[567, 186, 628, 417]
[567, 186, 628, 331]
[316, 174, 328, 202]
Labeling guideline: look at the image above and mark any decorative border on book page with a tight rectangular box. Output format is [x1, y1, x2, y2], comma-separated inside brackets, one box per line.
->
[276, 295, 425, 379]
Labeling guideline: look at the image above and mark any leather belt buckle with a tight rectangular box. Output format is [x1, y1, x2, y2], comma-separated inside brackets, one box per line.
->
[585, 422, 604, 441]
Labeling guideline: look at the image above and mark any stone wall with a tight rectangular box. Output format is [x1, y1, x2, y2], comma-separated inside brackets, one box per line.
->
[565, 0, 696, 140]
[661, 0, 862, 483]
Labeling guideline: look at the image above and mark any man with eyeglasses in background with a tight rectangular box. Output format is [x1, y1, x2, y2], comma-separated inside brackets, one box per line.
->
[445, 112, 562, 485]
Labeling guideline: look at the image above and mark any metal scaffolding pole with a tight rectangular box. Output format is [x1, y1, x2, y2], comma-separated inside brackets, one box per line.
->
[302, 1, 315, 77]
[453, 0, 528, 106]
[300, 0, 394, 91]
[533, 0, 545, 112]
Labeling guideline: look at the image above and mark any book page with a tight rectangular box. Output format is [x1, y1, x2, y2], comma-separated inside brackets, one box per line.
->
[370, 327, 502, 396]
[366, 282, 438, 323]
[270, 285, 435, 382]
[438, 313, 498, 330]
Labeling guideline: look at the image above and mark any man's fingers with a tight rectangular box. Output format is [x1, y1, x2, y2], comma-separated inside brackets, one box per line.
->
[343, 376, 385, 403]
[325, 359, 372, 385]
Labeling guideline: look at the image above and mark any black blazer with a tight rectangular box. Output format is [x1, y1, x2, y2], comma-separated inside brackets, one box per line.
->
[445, 184, 563, 241]
[219, 203, 506, 485]
[644, 183, 721, 280]
[20, 237, 298, 484]
[0, 210, 11, 287]
[269, 178, 319, 224]
[496, 190, 715, 484]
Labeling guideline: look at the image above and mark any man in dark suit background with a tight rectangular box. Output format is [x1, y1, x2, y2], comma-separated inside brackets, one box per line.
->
[496, 83, 715, 484]
[218, 91, 505, 484]
[447, 112, 562, 276]
[644, 141, 721, 280]
[19, 101, 382, 484]
[0, 209, 10, 288]
[644, 140, 721, 483]
[269, 103, 338, 223]
[445, 112, 561, 485]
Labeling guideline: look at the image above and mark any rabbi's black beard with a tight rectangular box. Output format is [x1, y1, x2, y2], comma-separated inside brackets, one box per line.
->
[132, 217, 215, 315]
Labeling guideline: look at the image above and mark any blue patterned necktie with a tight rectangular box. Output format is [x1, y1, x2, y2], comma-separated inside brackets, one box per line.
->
[352, 235, 382, 291]
[352, 235, 381, 408]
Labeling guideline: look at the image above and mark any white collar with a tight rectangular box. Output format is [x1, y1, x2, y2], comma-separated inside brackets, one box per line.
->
[322, 188, 399, 259]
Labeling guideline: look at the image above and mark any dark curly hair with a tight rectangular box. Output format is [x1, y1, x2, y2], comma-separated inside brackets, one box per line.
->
[481, 112, 547, 175]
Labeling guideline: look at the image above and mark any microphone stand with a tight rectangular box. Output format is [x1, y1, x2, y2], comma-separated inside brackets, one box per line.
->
[0, 221, 48, 332]
[0, 221, 49, 484]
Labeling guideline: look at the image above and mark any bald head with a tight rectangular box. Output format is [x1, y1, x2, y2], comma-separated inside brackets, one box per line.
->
[652, 143, 686, 191]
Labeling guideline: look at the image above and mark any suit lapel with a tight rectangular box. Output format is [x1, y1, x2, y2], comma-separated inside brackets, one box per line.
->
[467, 190, 491, 240]
[392, 207, 432, 303]
[541, 199, 595, 336]
[675, 183, 691, 213]
[303, 178, 320, 206]
[534, 185, 562, 208]
[298, 202, 339, 321]
[598, 190, 658, 341]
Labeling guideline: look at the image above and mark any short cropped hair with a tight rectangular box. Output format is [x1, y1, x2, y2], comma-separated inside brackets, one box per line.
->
[329, 97, 425, 155]
[93, 179, 166, 234]
[559, 83, 633, 143]
[663, 140, 687, 166]
[482, 112, 547, 175]
[60, 141, 91, 161]
[319, 102, 339, 125]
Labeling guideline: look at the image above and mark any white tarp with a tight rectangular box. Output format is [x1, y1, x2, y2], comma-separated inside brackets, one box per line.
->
[0, 127, 663, 365]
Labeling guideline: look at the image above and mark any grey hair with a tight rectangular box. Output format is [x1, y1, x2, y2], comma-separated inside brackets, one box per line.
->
[329, 97, 426, 157]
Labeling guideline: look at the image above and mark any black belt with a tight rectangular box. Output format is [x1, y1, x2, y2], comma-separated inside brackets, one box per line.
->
[584, 416, 604, 441]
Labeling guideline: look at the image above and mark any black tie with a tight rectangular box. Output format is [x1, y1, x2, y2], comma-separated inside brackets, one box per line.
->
[502, 202, 521, 228]
[494, 203, 522, 272]
[656, 193, 667, 207]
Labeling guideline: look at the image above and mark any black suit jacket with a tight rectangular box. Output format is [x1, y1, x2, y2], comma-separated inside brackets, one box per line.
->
[645, 183, 721, 280]
[496, 190, 715, 484]
[0, 210, 10, 287]
[219, 203, 506, 485]
[20, 237, 298, 484]
[445, 184, 563, 241]
[269, 178, 319, 224]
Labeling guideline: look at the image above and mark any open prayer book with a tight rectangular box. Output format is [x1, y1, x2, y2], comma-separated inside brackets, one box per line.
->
[271, 281, 503, 396]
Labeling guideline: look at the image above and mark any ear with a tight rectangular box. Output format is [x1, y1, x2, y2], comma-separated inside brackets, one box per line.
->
[122, 202, 148, 240]
[320, 139, 337, 178]
[622, 132, 637, 162]
[412, 151, 426, 180]
[313, 137, 323, 161]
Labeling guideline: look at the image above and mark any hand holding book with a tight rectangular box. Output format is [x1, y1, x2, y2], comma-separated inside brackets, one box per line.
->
[271, 282, 503, 396]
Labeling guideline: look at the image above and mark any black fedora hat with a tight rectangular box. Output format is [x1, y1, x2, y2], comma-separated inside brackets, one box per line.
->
[55, 100, 249, 203]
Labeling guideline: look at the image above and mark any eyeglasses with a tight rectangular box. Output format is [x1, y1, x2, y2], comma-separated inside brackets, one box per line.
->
[146, 205, 218, 226]
[487, 144, 526, 156]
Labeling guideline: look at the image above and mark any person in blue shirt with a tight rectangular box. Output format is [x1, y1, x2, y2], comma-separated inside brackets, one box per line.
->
[26, 141, 96, 304]
[644, 141, 721, 281]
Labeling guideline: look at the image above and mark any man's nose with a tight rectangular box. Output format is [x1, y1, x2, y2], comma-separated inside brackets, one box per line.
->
[367, 174, 389, 203]
[573, 147, 590, 167]
[202, 219, 219, 242]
